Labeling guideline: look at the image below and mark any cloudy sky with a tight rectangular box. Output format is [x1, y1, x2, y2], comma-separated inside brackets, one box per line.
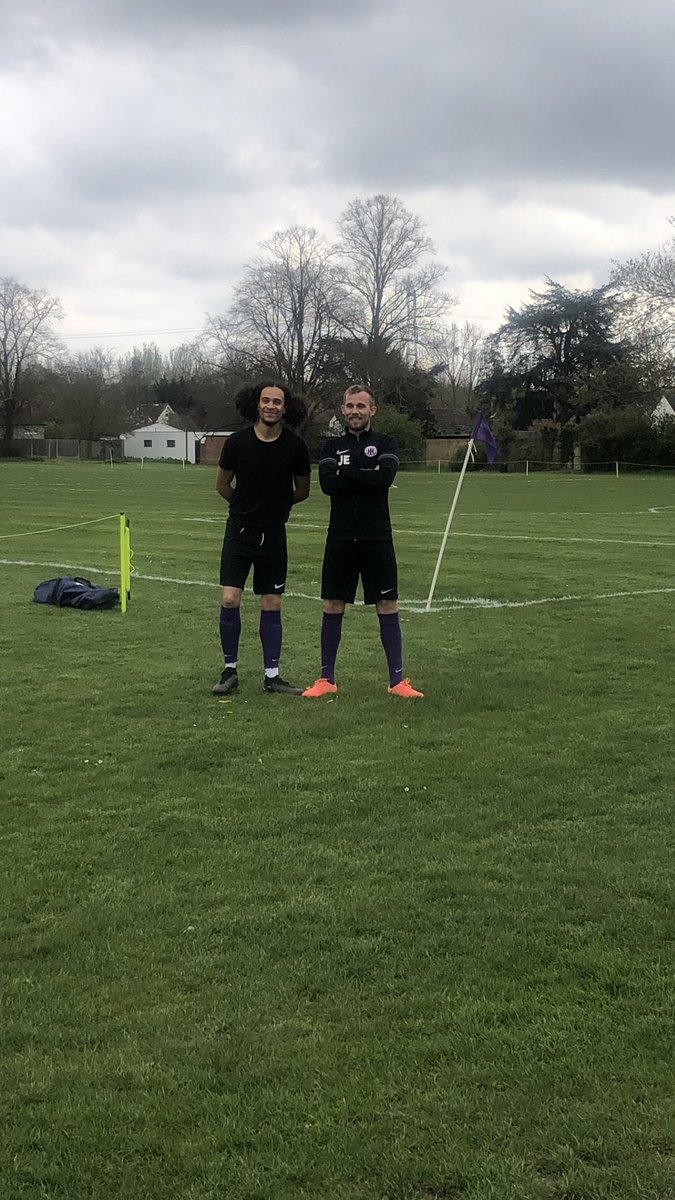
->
[2, 0, 675, 356]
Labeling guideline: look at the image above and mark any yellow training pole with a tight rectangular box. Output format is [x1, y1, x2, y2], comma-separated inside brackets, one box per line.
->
[119, 514, 127, 612]
[125, 517, 132, 609]
[119, 513, 131, 613]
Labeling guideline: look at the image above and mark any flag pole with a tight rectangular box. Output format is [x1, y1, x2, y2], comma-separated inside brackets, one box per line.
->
[425, 437, 475, 611]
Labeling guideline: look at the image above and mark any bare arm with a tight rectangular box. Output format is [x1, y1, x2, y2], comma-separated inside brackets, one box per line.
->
[216, 466, 235, 503]
[292, 474, 311, 505]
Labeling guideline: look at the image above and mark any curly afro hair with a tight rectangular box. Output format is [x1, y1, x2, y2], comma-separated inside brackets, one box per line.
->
[234, 380, 307, 429]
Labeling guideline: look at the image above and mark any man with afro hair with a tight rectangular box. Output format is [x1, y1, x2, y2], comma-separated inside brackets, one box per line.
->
[213, 380, 311, 696]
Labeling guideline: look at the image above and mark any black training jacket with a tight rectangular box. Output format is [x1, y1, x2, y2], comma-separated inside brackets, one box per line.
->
[318, 429, 399, 541]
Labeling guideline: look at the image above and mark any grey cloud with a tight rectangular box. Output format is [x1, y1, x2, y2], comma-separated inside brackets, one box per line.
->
[1, 126, 248, 232]
[5, 0, 385, 55]
[54, 138, 245, 211]
[448, 235, 615, 288]
[304, 0, 675, 193]
[12, 0, 675, 197]
[2, 0, 673, 349]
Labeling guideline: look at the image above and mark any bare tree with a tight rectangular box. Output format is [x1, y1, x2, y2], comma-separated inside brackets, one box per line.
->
[168, 341, 202, 379]
[112, 341, 173, 424]
[119, 341, 168, 384]
[432, 321, 487, 404]
[53, 349, 126, 440]
[336, 194, 454, 360]
[206, 226, 354, 421]
[0, 277, 64, 455]
[612, 217, 675, 357]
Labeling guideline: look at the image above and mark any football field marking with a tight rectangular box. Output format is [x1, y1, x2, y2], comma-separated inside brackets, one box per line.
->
[185, 516, 675, 549]
[404, 587, 675, 612]
[2, 558, 673, 614]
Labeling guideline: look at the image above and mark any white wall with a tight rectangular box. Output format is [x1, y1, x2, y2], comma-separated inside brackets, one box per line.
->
[121, 426, 196, 463]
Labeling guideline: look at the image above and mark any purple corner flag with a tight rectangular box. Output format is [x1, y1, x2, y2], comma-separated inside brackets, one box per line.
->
[472, 411, 499, 464]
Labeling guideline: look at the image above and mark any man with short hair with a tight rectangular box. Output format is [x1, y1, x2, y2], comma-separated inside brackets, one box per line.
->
[213, 380, 311, 696]
[303, 384, 423, 698]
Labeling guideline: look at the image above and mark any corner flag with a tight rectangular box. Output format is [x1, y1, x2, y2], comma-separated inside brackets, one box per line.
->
[472, 412, 499, 464]
[424, 412, 499, 611]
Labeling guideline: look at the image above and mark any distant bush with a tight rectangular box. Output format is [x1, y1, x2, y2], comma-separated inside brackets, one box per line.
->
[372, 403, 425, 462]
[577, 409, 675, 468]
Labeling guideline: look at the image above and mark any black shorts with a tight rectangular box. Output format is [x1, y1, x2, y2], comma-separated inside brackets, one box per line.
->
[321, 539, 398, 605]
[220, 522, 287, 595]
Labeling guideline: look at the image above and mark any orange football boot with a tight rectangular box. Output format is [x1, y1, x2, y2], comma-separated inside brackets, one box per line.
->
[302, 678, 338, 698]
[388, 678, 424, 698]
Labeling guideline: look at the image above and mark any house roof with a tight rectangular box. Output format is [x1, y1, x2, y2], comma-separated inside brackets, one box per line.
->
[155, 404, 177, 423]
[121, 425, 235, 438]
[122, 423, 188, 436]
[653, 396, 675, 418]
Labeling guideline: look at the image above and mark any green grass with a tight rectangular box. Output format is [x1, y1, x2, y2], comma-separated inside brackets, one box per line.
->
[1, 459, 674, 1200]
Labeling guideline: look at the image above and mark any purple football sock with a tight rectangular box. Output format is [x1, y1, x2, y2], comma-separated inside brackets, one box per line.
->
[320, 612, 343, 682]
[219, 605, 241, 666]
[260, 609, 282, 672]
[378, 611, 404, 686]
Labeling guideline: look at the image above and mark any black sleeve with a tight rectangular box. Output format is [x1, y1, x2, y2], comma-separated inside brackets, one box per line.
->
[318, 440, 353, 495]
[219, 436, 237, 471]
[293, 437, 311, 477]
[341, 434, 399, 488]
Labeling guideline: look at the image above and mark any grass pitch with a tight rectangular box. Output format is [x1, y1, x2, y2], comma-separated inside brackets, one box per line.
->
[1, 460, 674, 1199]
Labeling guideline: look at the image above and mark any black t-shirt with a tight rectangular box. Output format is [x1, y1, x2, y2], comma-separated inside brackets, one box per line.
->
[219, 425, 311, 530]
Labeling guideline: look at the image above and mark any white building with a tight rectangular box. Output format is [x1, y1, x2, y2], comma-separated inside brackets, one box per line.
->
[121, 423, 198, 463]
[121, 423, 234, 464]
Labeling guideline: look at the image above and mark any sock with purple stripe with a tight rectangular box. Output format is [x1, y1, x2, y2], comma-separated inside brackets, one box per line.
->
[378, 611, 404, 686]
[219, 605, 241, 666]
[320, 611, 343, 683]
[260, 609, 282, 674]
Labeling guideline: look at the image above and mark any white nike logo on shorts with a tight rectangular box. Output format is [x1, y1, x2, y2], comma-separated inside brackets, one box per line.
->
[381, 587, 393, 594]
[274, 582, 285, 589]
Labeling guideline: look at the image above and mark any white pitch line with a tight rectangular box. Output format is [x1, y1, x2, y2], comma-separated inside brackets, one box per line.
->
[0, 557, 321, 600]
[291, 522, 675, 549]
[1, 558, 123, 579]
[2, 558, 674, 614]
[186, 501, 675, 521]
[184, 516, 675, 549]
[405, 587, 675, 611]
[442, 530, 675, 548]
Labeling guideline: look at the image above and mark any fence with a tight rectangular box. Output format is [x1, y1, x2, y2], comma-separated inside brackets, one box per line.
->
[396, 456, 672, 475]
[13, 439, 122, 461]
[399, 457, 675, 474]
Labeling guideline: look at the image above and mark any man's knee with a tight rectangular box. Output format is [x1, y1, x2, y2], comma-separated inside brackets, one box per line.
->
[221, 586, 242, 608]
[323, 599, 346, 614]
[375, 599, 399, 615]
[260, 593, 283, 611]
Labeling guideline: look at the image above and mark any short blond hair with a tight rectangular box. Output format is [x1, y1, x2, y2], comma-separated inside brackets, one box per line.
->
[342, 383, 375, 403]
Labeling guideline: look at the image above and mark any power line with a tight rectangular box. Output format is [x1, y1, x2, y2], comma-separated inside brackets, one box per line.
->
[59, 325, 204, 341]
